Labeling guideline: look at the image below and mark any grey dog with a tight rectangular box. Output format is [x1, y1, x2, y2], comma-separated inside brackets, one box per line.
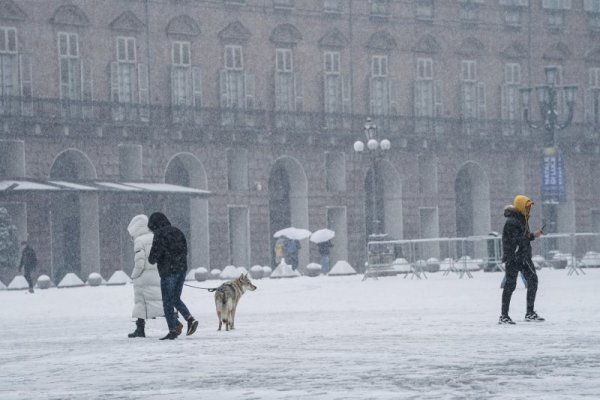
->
[214, 274, 257, 331]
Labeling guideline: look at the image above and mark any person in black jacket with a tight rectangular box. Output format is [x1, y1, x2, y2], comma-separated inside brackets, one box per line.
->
[18, 241, 37, 293]
[500, 195, 544, 324]
[147, 212, 198, 340]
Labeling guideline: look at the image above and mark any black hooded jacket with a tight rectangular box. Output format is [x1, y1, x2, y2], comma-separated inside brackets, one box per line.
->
[147, 212, 188, 278]
[501, 205, 535, 267]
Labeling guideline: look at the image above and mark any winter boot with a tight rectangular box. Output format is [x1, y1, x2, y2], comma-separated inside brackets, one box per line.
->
[498, 314, 516, 325]
[128, 319, 146, 338]
[525, 311, 545, 322]
[159, 331, 178, 340]
[186, 317, 199, 336]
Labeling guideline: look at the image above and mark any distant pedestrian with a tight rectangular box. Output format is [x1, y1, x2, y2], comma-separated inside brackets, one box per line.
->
[317, 239, 334, 274]
[148, 212, 198, 340]
[285, 238, 300, 271]
[499, 195, 544, 324]
[127, 215, 163, 338]
[18, 241, 36, 293]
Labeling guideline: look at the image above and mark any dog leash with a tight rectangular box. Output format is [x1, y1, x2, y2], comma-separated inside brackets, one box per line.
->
[183, 283, 218, 292]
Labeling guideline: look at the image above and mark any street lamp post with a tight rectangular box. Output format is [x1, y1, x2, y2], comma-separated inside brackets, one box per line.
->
[519, 66, 577, 247]
[353, 117, 391, 239]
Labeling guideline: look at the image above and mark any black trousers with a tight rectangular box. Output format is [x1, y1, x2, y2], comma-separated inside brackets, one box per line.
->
[501, 260, 538, 316]
[23, 269, 34, 290]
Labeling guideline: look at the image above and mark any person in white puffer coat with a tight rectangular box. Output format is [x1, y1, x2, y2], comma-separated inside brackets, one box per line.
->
[127, 214, 163, 338]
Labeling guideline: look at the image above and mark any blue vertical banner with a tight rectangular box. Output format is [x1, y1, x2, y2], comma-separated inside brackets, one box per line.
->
[541, 147, 566, 203]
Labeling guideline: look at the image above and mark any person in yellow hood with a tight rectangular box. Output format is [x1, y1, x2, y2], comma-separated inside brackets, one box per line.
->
[499, 195, 545, 324]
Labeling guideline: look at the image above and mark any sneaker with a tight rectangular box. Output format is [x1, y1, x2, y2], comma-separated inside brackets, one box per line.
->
[499, 315, 516, 325]
[159, 331, 178, 340]
[175, 321, 183, 336]
[186, 318, 198, 336]
[525, 311, 545, 322]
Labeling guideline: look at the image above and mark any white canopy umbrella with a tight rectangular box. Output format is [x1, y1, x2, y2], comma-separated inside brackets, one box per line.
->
[310, 228, 335, 244]
[273, 227, 311, 240]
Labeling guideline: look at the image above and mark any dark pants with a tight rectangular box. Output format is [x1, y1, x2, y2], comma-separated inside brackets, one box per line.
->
[288, 254, 299, 271]
[501, 260, 538, 316]
[160, 271, 191, 332]
[23, 269, 34, 290]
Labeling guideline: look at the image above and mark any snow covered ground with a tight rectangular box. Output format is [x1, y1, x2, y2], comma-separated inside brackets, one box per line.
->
[1, 269, 600, 399]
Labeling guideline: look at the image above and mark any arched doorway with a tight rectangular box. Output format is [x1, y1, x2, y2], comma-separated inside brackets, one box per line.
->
[268, 156, 309, 269]
[164, 153, 209, 269]
[49, 149, 99, 283]
[364, 159, 403, 241]
[455, 161, 491, 256]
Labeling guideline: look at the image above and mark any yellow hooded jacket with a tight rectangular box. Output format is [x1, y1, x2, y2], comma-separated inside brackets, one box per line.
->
[513, 195, 534, 234]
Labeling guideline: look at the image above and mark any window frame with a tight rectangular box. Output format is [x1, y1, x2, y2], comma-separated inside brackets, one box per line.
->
[225, 45, 243, 71]
[172, 41, 191, 67]
[0, 27, 17, 54]
[371, 55, 388, 78]
[275, 48, 293, 73]
[324, 51, 340, 75]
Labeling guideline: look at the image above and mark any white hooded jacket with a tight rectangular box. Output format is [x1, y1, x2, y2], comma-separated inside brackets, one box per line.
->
[127, 214, 163, 319]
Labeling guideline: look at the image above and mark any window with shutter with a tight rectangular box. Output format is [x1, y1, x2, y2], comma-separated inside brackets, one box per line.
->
[584, 0, 600, 12]
[58, 32, 81, 102]
[225, 45, 243, 71]
[0, 27, 18, 115]
[138, 63, 149, 121]
[19, 53, 32, 116]
[502, 63, 520, 135]
[416, 0, 434, 20]
[81, 59, 93, 119]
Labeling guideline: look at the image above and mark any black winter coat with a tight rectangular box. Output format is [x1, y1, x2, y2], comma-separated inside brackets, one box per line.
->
[317, 240, 333, 256]
[147, 212, 188, 278]
[19, 245, 37, 272]
[502, 206, 535, 267]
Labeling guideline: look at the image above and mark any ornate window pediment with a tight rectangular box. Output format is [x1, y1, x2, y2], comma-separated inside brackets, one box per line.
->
[413, 34, 440, 54]
[366, 30, 396, 51]
[542, 42, 570, 61]
[270, 24, 302, 45]
[318, 28, 348, 49]
[0, 0, 26, 21]
[500, 41, 528, 59]
[218, 21, 251, 44]
[109, 11, 145, 33]
[456, 37, 485, 56]
[166, 15, 200, 38]
[584, 47, 600, 63]
[50, 5, 89, 27]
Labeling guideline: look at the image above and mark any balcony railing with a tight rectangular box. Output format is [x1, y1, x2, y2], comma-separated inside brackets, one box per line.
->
[0, 95, 598, 144]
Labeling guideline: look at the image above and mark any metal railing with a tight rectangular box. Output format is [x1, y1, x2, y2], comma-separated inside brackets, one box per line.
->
[0, 95, 598, 142]
[364, 232, 600, 280]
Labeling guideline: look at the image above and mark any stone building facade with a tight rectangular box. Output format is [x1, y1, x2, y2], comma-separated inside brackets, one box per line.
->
[0, 0, 599, 283]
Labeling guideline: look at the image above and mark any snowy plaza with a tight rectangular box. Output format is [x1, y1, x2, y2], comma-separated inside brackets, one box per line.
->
[1, 268, 600, 400]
